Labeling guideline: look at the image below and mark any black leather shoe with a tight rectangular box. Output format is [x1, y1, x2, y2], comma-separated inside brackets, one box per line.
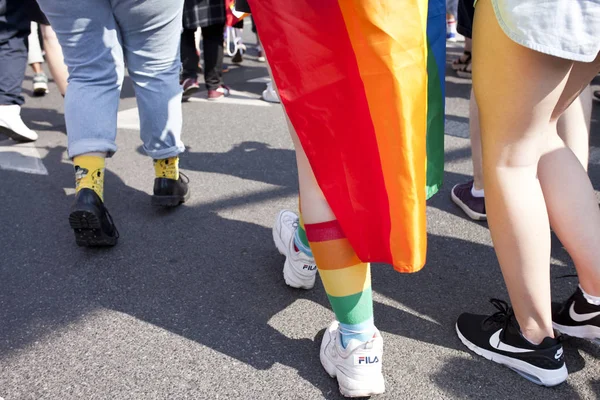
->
[152, 173, 190, 207]
[69, 188, 119, 247]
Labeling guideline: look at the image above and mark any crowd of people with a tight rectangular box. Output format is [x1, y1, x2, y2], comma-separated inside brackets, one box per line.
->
[1, 0, 599, 397]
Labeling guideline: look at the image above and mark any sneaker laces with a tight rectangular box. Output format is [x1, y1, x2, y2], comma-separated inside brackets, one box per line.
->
[179, 171, 190, 184]
[482, 298, 515, 330]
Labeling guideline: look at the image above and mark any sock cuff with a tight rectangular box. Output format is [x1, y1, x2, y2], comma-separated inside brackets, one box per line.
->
[294, 230, 313, 257]
[471, 184, 485, 198]
[580, 284, 600, 305]
[305, 220, 344, 242]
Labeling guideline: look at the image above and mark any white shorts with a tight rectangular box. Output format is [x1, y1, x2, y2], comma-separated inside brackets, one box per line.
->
[488, 0, 600, 62]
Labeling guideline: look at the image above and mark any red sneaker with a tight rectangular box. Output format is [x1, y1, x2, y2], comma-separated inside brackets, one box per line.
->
[181, 78, 199, 102]
[207, 85, 230, 101]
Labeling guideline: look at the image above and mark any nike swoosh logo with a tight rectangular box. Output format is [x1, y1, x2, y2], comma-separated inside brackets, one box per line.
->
[569, 303, 600, 322]
[489, 329, 534, 353]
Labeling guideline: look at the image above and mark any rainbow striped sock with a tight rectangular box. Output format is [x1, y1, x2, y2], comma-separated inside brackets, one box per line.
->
[294, 214, 313, 257]
[306, 220, 374, 348]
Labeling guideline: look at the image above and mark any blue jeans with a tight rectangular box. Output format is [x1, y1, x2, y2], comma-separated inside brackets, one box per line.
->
[36, 0, 185, 159]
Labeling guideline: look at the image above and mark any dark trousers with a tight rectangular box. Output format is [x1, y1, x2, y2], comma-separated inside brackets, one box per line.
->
[0, 36, 28, 106]
[0, 0, 30, 106]
[180, 23, 224, 91]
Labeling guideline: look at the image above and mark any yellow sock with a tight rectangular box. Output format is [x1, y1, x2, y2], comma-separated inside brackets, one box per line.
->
[73, 155, 105, 201]
[154, 156, 179, 180]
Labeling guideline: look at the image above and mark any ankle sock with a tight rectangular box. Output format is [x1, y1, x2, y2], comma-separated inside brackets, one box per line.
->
[154, 156, 179, 180]
[471, 185, 484, 198]
[294, 213, 313, 257]
[580, 284, 600, 305]
[73, 155, 105, 201]
[305, 219, 375, 348]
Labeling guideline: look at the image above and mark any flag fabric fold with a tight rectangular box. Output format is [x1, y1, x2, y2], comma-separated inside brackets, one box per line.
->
[250, 0, 445, 273]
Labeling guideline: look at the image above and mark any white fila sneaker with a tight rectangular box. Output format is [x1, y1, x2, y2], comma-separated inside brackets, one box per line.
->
[320, 321, 385, 397]
[272, 210, 317, 289]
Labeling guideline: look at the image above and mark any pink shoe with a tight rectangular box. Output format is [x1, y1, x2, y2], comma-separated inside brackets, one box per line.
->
[207, 85, 230, 101]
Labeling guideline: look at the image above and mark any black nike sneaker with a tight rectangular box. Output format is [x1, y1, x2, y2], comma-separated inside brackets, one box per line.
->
[151, 173, 190, 207]
[553, 286, 600, 344]
[456, 299, 567, 387]
[69, 188, 119, 247]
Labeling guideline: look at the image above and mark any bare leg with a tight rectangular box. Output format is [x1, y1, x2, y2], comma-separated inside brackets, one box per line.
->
[40, 24, 68, 96]
[464, 37, 472, 53]
[557, 86, 592, 170]
[285, 114, 334, 223]
[470, 86, 590, 191]
[540, 62, 600, 298]
[264, 59, 327, 220]
[473, 0, 600, 343]
[469, 88, 483, 190]
[30, 62, 43, 74]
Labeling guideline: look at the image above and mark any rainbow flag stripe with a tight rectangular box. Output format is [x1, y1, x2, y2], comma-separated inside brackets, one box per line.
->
[251, 1, 445, 273]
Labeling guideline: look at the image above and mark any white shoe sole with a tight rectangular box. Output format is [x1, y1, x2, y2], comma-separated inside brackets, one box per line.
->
[553, 322, 600, 342]
[456, 324, 568, 387]
[272, 210, 315, 290]
[33, 83, 48, 95]
[451, 186, 487, 221]
[320, 344, 385, 397]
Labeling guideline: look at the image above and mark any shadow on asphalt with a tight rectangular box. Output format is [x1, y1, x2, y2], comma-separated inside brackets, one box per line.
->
[2, 53, 600, 399]
[0, 138, 596, 399]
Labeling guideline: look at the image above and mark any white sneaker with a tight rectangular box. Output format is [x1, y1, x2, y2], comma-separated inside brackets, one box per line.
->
[272, 210, 317, 289]
[320, 321, 385, 397]
[262, 81, 280, 103]
[0, 105, 38, 142]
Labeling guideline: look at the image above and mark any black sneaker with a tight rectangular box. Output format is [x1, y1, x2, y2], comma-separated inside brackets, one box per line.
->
[456, 299, 567, 387]
[553, 286, 600, 343]
[451, 180, 486, 220]
[69, 188, 119, 247]
[151, 173, 190, 207]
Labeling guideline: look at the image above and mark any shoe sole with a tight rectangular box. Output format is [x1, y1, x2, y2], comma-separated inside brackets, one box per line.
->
[273, 210, 315, 290]
[455, 323, 568, 387]
[69, 210, 118, 247]
[0, 125, 37, 142]
[451, 186, 487, 221]
[207, 95, 227, 102]
[182, 86, 199, 102]
[151, 189, 190, 207]
[319, 329, 385, 397]
[261, 94, 280, 104]
[33, 87, 49, 96]
[553, 322, 600, 342]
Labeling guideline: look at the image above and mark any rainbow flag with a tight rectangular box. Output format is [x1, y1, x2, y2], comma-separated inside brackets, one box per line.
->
[251, 1, 445, 273]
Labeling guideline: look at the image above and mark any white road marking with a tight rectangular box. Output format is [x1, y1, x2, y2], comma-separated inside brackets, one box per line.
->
[187, 89, 271, 107]
[0, 139, 48, 175]
[117, 88, 272, 132]
[116, 107, 141, 131]
[247, 76, 271, 83]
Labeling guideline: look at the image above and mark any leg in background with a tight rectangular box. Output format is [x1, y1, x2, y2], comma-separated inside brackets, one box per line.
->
[40, 24, 68, 96]
[0, 34, 38, 141]
[202, 23, 226, 92]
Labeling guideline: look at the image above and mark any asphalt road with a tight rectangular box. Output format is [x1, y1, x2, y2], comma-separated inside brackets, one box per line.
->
[1, 35, 599, 400]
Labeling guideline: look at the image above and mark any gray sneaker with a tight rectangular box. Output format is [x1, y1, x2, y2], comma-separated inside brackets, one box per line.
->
[33, 72, 49, 96]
